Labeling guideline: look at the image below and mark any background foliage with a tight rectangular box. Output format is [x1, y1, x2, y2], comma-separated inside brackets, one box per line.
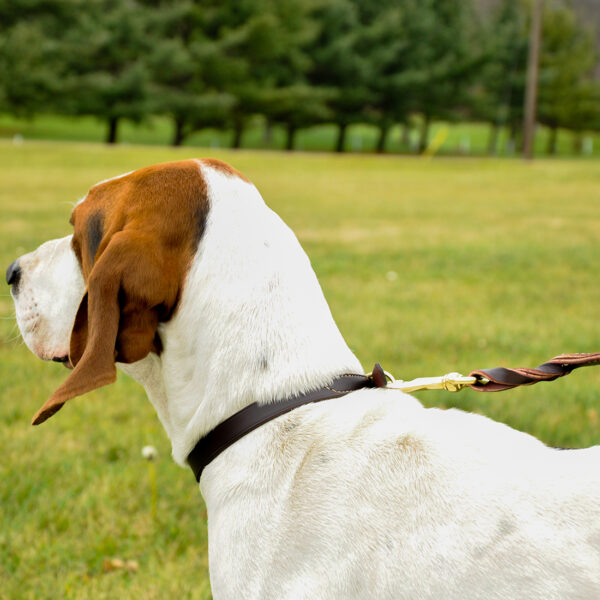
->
[0, 0, 598, 154]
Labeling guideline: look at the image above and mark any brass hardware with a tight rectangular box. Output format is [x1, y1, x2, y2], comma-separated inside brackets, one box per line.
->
[382, 372, 488, 393]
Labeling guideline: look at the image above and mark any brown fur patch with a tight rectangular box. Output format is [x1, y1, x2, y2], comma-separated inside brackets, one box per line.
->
[33, 159, 211, 424]
[200, 158, 250, 183]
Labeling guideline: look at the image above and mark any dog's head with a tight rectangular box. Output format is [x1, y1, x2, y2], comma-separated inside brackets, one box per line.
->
[7, 160, 209, 425]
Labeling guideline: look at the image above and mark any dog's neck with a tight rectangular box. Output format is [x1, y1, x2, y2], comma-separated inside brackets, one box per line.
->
[120, 168, 362, 467]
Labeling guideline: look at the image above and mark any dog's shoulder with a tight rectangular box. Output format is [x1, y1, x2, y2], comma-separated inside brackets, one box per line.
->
[263, 390, 600, 494]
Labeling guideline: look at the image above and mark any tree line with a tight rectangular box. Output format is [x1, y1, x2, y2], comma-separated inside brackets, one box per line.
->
[1, 0, 598, 154]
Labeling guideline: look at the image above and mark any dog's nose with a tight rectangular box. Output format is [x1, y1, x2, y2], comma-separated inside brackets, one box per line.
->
[6, 260, 21, 287]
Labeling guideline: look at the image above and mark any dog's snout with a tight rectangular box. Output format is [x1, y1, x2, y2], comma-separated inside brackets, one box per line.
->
[6, 259, 21, 288]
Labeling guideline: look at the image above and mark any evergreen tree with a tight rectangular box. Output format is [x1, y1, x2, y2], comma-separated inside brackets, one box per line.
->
[346, 0, 408, 152]
[308, 0, 373, 152]
[143, 0, 235, 146]
[261, 85, 332, 150]
[197, 0, 325, 149]
[476, 0, 528, 154]
[360, 5, 409, 153]
[0, 0, 80, 117]
[401, 0, 483, 153]
[257, 0, 331, 151]
[538, 0, 599, 154]
[62, 0, 154, 143]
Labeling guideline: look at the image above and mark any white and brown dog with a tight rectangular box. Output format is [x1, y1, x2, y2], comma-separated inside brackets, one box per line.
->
[8, 159, 600, 599]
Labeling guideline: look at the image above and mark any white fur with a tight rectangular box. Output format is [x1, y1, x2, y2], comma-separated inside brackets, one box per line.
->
[11, 162, 600, 599]
[11, 235, 84, 361]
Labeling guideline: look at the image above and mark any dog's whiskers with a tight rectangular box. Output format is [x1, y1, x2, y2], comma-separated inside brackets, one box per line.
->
[3, 332, 23, 345]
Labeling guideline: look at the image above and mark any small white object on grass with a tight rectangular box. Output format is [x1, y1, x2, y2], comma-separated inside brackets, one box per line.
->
[142, 446, 159, 521]
[142, 445, 158, 461]
[386, 270, 398, 282]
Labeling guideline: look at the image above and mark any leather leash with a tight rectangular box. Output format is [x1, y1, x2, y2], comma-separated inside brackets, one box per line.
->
[380, 353, 600, 393]
[469, 352, 600, 392]
[187, 354, 600, 482]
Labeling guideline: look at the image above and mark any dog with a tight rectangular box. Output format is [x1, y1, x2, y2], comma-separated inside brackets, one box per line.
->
[8, 159, 600, 599]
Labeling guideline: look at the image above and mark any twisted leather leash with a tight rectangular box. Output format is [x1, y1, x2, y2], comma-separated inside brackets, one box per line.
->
[187, 354, 600, 482]
[469, 353, 600, 392]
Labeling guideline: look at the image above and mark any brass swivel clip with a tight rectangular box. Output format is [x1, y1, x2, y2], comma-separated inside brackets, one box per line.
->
[378, 371, 487, 393]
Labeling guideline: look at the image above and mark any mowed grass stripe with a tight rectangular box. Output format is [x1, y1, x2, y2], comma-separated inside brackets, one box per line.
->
[1, 141, 598, 599]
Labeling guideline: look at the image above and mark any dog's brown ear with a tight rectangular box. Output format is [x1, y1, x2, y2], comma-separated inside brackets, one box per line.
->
[32, 160, 208, 425]
[32, 231, 171, 425]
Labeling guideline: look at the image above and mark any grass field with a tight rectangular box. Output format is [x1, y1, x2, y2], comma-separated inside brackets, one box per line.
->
[1, 140, 599, 599]
[2, 112, 599, 158]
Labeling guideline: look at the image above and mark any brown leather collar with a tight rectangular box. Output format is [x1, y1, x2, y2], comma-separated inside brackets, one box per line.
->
[187, 365, 387, 482]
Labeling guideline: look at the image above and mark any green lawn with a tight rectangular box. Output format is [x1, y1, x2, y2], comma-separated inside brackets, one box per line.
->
[1, 141, 599, 599]
[1, 112, 599, 157]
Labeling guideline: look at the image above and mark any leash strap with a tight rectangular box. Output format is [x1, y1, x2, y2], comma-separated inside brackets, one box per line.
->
[469, 353, 600, 392]
[187, 369, 386, 482]
[187, 354, 600, 481]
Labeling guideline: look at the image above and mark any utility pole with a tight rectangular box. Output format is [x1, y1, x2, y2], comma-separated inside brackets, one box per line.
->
[523, 0, 543, 160]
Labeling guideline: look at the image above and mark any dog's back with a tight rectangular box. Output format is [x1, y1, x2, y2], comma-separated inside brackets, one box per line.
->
[203, 389, 600, 599]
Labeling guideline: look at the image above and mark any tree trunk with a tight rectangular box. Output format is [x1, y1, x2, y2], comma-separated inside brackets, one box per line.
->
[522, 0, 543, 160]
[285, 124, 296, 151]
[401, 122, 411, 148]
[505, 123, 516, 154]
[106, 116, 119, 144]
[376, 123, 390, 154]
[516, 126, 524, 154]
[547, 126, 557, 155]
[572, 132, 583, 155]
[487, 123, 499, 156]
[172, 117, 186, 147]
[508, 122, 524, 154]
[232, 121, 244, 149]
[335, 123, 347, 153]
[264, 119, 273, 145]
[418, 115, 430, 154]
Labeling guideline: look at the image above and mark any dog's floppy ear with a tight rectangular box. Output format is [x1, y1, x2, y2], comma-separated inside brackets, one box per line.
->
[32, 231, 169, 425]
[31, 160, 208, 425]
